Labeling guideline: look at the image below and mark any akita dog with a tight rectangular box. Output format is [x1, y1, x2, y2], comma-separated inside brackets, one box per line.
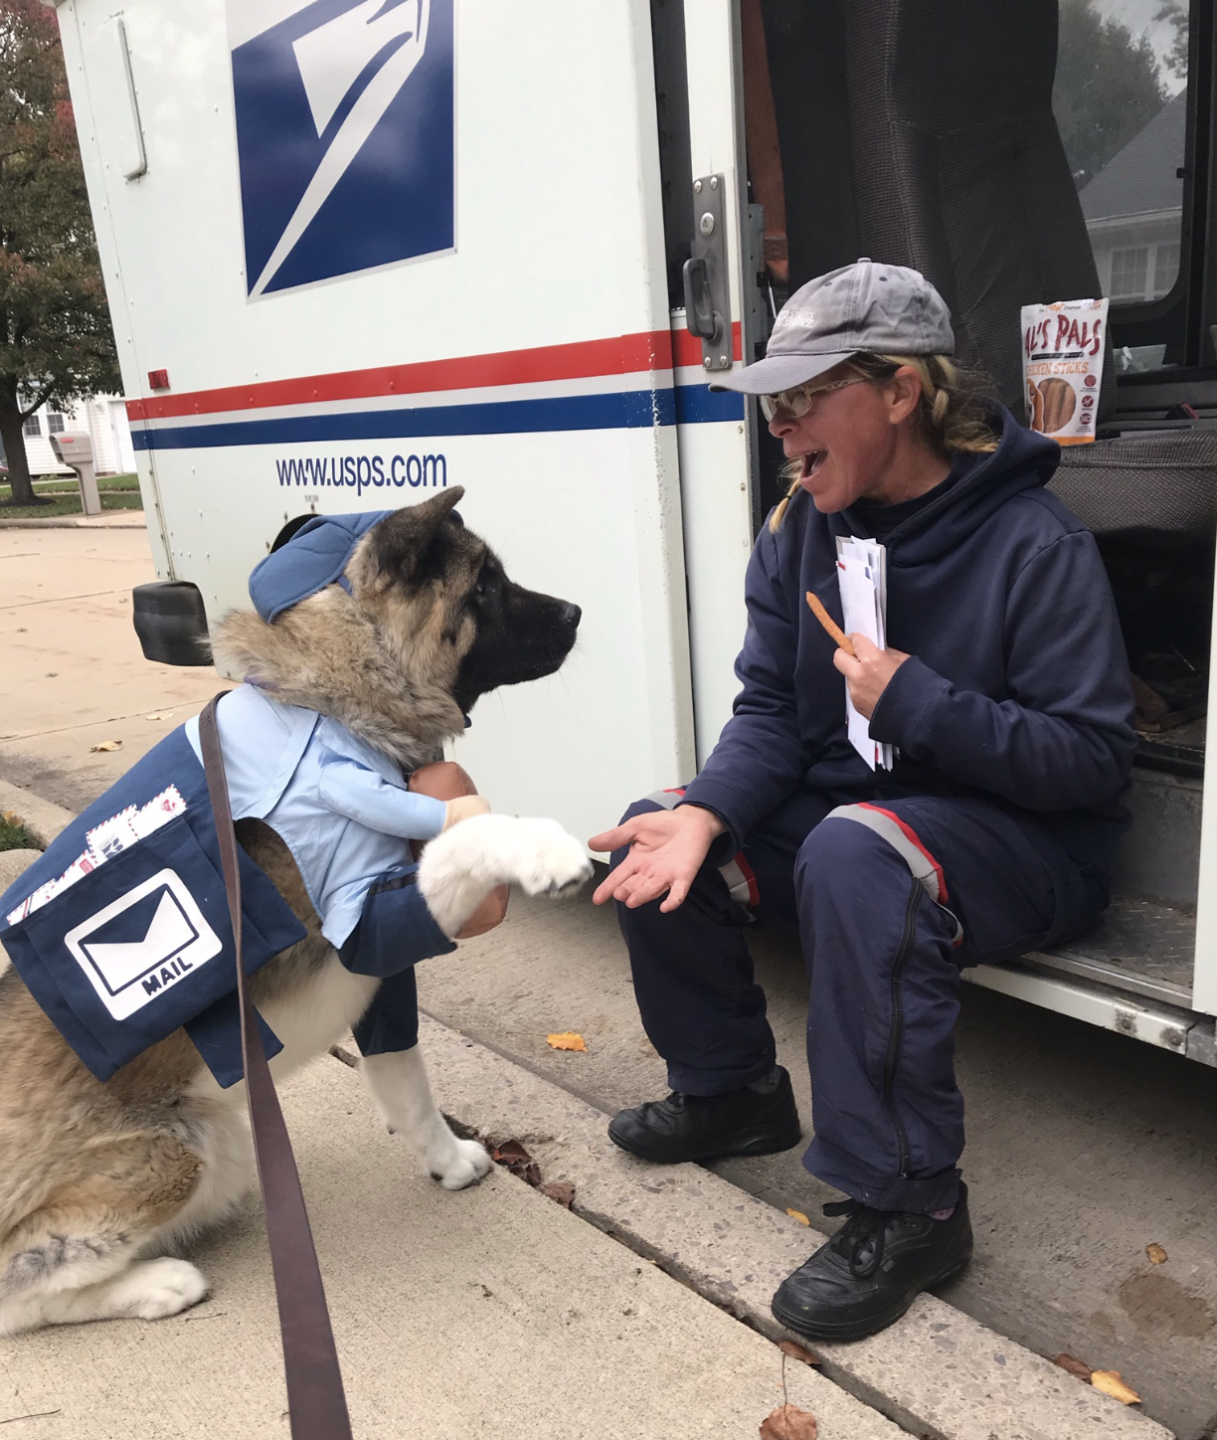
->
[0, 488, 591, 1334]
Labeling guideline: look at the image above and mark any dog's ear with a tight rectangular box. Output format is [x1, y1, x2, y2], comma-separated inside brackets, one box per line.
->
[372, 487, 466, 579]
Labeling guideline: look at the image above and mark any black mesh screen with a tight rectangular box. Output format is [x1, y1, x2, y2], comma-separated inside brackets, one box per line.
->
[1049, 429, 1217, 534]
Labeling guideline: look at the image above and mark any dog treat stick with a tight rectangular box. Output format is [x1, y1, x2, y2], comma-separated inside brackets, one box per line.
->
[806, 591, 855, 656]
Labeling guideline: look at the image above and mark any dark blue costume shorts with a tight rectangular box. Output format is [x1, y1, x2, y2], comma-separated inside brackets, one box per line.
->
[612, 788, 1105, 1214]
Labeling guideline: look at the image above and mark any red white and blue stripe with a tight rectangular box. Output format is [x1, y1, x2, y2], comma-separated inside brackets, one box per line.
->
[126, 326, 745, 451]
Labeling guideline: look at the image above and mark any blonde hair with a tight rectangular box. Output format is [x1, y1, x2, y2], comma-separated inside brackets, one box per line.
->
[767, 353, 1000, 533]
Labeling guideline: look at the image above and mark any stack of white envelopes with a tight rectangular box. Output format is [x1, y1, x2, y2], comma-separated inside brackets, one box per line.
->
[835, 535, 894, 772]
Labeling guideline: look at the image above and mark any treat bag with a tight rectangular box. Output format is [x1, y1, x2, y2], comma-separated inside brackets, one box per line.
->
[1021, 297, 1109, 445]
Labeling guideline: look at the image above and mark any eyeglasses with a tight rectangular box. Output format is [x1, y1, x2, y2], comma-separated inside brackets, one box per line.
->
[759, 375, 868, 422]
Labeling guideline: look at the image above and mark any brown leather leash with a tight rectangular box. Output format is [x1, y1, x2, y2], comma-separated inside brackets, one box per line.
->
[199, 695, 354, 1440]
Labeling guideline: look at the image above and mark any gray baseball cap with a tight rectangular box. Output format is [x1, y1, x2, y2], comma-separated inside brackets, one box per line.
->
[713, 258, 955, 395]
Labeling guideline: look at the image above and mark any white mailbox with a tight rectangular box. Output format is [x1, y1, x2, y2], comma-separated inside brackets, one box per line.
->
[50, 432, 101, 516]
[51, 432, 93, 464]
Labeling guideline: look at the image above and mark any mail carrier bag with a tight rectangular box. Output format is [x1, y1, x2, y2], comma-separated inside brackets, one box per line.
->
[0, 727, 306, 1086]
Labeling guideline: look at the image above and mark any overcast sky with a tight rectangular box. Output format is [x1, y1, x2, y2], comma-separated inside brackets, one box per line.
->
[1092, 0, 1187, 92]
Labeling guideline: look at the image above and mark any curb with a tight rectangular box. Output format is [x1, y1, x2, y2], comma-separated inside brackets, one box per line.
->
[0, 778, 74, 845]
[419, 1013, 1174, 1440]
[0, 516, 145, 529]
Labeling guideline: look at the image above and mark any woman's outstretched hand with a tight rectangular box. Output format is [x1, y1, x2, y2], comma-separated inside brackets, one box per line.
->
[589, 804, 726, 913]
[833, 633, 909, 719]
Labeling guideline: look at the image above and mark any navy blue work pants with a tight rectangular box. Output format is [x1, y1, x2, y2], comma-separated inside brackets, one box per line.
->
[612, 789, 1103, 1214]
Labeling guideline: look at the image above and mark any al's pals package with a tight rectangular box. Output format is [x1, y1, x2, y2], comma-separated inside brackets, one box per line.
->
[1020, 298, 1108, 445]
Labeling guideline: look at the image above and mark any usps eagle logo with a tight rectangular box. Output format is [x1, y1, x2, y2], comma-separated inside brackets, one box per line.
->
[228, 0, 455, 297]
[64, 871, 223, 1021]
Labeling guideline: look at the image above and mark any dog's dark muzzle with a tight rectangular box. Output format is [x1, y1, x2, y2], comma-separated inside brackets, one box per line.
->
[517, 595, 580, 677]
[454, 588, 581, 709]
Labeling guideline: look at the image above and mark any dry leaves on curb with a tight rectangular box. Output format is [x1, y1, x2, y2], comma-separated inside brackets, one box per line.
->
[1054, 1353, 1093, 1382]
[778, 1340, 822, 1366]
[546, 1032, 587, 1052]
[490, 1139, 541, 1188]
[145, 711, 174, 722]
[489, 1139, 576, 1210]
[762, 1337, 820, 1436]
[786, 1208, 811, 1226]
[759, 1404, 817, 1439]
[1146, 1242, 1168, 1265]
[89, 739, 122, 752]
[1091, 1371, 1142, 1405]
[1053, 1354, 1142, 1404]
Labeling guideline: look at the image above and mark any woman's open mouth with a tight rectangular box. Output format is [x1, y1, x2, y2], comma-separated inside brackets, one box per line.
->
[799, 452, 827, 481]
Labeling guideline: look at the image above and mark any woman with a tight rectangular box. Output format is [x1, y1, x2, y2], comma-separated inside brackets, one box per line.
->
[589, 259, 1135, 1343]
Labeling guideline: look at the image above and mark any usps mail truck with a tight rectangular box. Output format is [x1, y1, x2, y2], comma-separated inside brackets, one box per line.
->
[50, 0, 1217, 1065]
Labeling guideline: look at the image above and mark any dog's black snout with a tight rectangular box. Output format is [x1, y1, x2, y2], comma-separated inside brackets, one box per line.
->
[559, 602, 581, 629]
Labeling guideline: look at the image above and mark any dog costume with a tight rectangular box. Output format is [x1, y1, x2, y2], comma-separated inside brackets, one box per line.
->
[0, 511, 459, 1088]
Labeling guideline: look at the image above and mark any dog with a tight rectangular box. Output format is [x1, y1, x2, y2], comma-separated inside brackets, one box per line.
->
[0, 487, 593, 1335]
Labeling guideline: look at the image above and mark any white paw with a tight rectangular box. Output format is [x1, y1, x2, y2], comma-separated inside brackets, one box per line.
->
[509, 819, 595, 898]
[122, 1259, 209, 1321]
[428, 1135, 493, 1191]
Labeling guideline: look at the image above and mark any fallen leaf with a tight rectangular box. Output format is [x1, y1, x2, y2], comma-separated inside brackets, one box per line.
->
[1146, 1243, 1168, 1265]
[89, 740, 122, 752]
[539, 1181, 575, 1208]
[490, 1138, 541, 1188]
[786, 1208, 811, 1226]
[778, 1340, 822, 1366]
[759, 1403, 818, 1439]
[1091, 1370, 1142, 1405]
[1054, 1353, 1093, 1382]
[546, 1031, 587, 1052]
[1, 811, 22, 826]
[145, 711, 174, 722]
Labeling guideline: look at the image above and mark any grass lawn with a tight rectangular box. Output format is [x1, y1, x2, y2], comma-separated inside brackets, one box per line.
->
[0, 472, 143, 519]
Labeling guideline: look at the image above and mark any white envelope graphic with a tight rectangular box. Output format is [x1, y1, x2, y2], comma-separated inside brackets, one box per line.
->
[64, 869, 223, 1022]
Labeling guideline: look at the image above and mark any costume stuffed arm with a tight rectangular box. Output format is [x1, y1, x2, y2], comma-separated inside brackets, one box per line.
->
[317, 758, 447, 839]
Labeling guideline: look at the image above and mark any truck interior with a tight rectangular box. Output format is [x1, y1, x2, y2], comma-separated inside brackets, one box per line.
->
[652, 0, 1217, 1031]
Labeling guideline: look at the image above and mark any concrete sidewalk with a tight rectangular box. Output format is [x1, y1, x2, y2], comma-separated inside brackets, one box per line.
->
[0, 834, 1174, 1439]
[0, 1051, 908, 1440]
[0, 527, 221, 812]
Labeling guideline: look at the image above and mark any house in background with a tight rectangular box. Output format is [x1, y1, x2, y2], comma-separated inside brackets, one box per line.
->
[8, 394, 137, 477]
[1080, 88, 1186, 306]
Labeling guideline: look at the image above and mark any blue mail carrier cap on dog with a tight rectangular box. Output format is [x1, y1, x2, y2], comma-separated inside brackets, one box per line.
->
[249, 509, 391, 622]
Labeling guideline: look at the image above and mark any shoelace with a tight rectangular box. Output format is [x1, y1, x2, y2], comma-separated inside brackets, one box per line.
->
[823, 1198, 887, 1277]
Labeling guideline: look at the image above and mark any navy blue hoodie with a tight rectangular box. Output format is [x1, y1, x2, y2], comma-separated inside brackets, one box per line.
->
[682, 406, 1137, 879]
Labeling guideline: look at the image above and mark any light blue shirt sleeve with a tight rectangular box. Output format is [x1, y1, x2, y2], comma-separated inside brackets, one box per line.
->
[317, 759, 447, 840]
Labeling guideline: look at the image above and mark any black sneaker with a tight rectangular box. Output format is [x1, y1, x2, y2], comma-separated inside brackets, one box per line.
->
[607, 1066, 802, 1163]
[771, 1183, 973, 1342]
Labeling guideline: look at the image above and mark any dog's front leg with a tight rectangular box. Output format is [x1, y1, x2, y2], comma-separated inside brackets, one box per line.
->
[361, 1048, 492, 1190]
[417, 814, 593, 937]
